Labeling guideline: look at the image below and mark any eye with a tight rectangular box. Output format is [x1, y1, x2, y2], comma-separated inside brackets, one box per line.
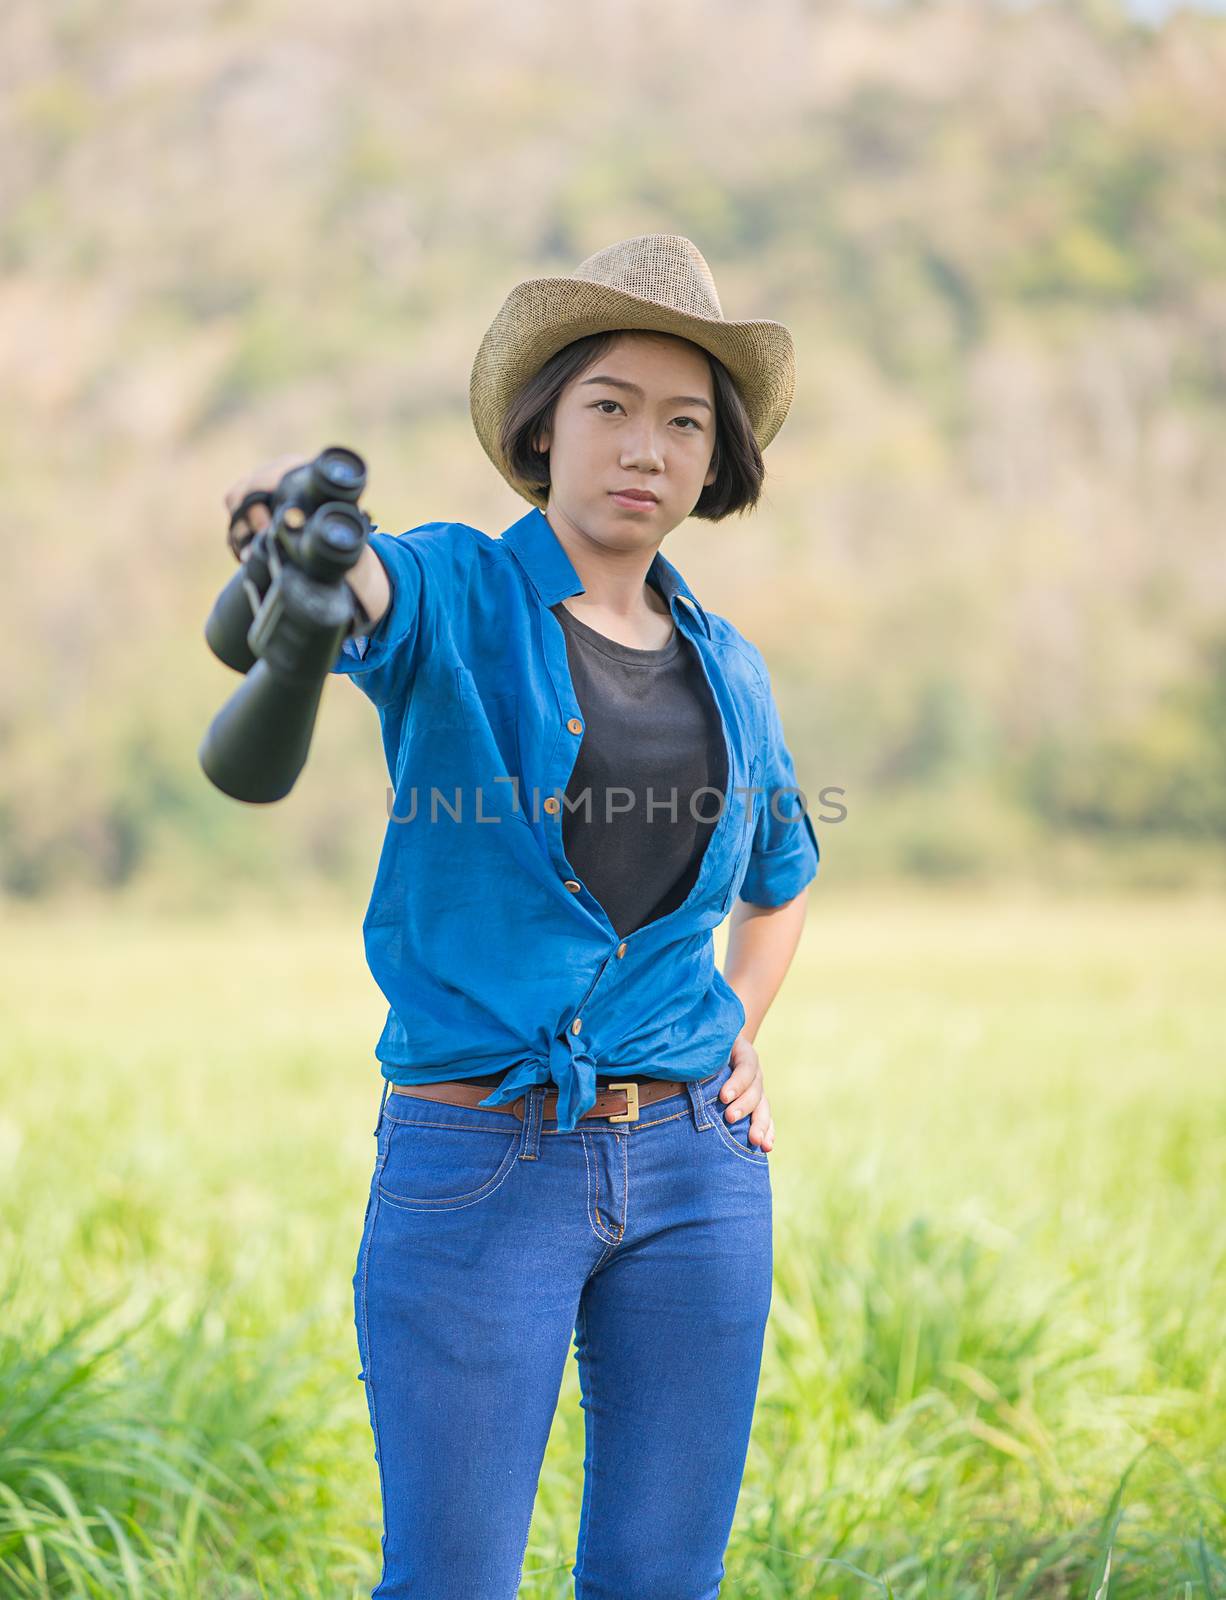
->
[591, 399, 703, 430]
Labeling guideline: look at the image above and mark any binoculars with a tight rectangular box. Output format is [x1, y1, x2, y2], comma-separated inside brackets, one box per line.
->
[199, 445, 373, 803]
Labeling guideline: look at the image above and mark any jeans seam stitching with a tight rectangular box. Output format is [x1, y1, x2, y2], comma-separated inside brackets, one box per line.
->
[589, 1234, 618, 1274]
[575, 1295, 599, 1593]
[359, 1184, 388, 1582]
[580, 1131, 620, 1245]
[625, 1106, 690, 1132]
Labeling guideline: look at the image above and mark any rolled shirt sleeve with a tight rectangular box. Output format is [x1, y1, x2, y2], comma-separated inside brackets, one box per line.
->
[737, 651, 820, 908]
[330, 529, 426, 710]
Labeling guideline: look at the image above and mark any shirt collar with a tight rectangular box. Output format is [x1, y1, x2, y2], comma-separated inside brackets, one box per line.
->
[498, 505, 712, 641]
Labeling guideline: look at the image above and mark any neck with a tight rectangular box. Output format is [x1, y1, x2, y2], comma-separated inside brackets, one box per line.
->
[543, 501, 669, 619]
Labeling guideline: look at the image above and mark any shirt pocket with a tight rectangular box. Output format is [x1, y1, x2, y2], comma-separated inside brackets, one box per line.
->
[720, 754, 764, 914]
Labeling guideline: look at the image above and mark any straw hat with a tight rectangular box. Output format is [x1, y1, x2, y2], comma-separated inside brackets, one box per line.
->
[469, 234, 795, 509]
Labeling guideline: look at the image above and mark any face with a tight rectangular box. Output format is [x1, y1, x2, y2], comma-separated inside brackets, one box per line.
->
[534, 331, 718, 550]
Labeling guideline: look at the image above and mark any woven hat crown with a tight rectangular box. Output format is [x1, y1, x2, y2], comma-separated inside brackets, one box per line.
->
[572, 236, 725, 321]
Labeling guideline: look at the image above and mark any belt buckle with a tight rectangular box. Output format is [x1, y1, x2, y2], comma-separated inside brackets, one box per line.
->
[605, 1081, 640, 1123]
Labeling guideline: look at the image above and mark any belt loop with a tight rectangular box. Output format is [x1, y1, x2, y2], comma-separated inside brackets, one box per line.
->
[517, 1084, 545, 1161]
[374, 1076, 390, 1136]
[687, 1072, 715, 1131]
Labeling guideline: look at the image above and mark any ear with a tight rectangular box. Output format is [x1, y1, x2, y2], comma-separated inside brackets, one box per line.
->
[534, 427, 551, 454]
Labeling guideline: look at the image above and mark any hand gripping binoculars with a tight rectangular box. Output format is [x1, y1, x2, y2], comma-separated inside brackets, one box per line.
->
[199, 445, 373, 804]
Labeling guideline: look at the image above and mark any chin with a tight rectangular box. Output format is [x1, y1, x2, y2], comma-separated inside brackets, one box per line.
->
[604, 505, 664, 537]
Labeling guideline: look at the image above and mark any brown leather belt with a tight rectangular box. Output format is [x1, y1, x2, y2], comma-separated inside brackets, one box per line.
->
[389, 1069, 705, 1124]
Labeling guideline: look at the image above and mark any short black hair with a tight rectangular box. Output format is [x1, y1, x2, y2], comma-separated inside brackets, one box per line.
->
[498, 329, 765, 519]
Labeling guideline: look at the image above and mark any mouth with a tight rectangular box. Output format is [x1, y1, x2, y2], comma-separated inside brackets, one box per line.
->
[609, 489, 660, 508]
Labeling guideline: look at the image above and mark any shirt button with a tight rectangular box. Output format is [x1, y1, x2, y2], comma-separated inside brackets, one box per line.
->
[571, 1017, 582, 1034]
[567, 717, 583, 735]
[616, 942, 627, 959]
[544, 796, 560, 815]
[564, 879, 582, 893]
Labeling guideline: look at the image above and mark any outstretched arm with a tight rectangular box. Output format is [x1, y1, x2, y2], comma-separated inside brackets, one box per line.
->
[343, 542, 392, 631]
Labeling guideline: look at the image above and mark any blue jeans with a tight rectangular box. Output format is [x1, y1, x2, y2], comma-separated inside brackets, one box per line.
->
[352, 1055, 774, 1599]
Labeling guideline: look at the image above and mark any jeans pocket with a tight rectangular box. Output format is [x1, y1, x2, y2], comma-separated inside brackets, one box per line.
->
[377, 1110, 521, 1211]
[708, 1097, 771, 1166]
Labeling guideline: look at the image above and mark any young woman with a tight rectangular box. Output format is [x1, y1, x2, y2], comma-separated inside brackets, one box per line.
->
[223, 234, 819, 1600]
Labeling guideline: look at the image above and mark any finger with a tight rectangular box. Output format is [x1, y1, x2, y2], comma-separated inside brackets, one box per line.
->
[719, 1038, 754, 1086]
[226, 494, 272, 563]
[747, 1103, 774, 1147]
[720, 1065, 753, 1103]
[223, 480, 257, 516]
[227, 515, 250, 557]
[223, 449, 308, 516]
[720, 1048, 760, 1102]
[723, 1083, 764, 1123]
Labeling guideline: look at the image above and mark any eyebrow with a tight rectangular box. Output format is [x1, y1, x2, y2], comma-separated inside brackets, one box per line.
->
[578, 375, 713, 412]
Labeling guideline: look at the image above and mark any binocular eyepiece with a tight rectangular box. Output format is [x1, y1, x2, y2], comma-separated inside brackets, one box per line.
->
[199, 445, 374, 804]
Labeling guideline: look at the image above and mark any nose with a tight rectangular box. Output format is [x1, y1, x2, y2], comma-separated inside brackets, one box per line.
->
[619, 421, 665, 475]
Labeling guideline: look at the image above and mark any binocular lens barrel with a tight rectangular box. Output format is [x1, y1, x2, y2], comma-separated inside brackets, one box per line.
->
[315, 446, 366, 498]
[300, 503, 368, 584]
[319, 511, 363, 550]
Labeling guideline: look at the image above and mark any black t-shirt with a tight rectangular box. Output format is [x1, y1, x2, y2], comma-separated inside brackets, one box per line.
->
[550, 596, 728, 941]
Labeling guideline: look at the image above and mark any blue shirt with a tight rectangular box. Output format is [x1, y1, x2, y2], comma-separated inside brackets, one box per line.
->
[329, 504, 820, 1131]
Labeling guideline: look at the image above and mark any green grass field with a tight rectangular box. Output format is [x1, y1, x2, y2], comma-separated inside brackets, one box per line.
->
[1, 889, 1222, 1598]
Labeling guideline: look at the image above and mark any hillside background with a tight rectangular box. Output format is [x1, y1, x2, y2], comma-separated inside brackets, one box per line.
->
[3, 0, 1225, 907]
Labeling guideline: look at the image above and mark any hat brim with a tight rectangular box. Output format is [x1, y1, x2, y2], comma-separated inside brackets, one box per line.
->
[470, 276, 795, 509]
